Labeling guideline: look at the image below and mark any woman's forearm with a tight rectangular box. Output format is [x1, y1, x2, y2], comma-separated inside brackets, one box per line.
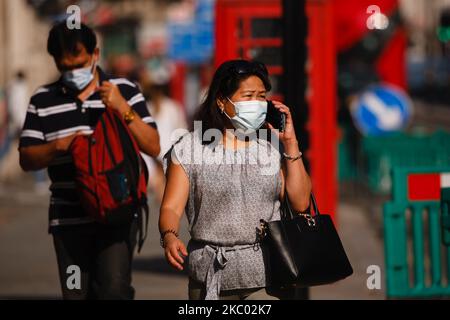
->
[159, 206, 182, 234]
[283, 140, 312, 212]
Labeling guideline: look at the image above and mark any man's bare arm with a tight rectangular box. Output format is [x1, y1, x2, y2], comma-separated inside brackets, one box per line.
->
[19, 134, 78, 171]
[98, 81, 161, 157]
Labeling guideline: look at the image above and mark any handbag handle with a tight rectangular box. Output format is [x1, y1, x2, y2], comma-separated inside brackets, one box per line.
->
[310, 193, 321, 216]
[282, 192, 321, 220]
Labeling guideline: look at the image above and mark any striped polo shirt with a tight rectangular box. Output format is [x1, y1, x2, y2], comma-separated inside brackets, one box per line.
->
[19, 68, 157, 231]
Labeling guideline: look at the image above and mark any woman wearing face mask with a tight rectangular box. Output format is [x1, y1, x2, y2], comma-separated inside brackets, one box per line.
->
[159, 60, 311, 300]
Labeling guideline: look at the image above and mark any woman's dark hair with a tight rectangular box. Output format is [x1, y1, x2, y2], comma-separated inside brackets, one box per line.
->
[47, 21, 97, 61]
[193, 59, 271, 138]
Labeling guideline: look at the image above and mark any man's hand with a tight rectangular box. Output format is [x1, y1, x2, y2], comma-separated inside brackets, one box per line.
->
[55, 131, 92, 153]
[98, 81, 129, 114]
[19, 132, 81, 171]
[98, 80, 160, 157]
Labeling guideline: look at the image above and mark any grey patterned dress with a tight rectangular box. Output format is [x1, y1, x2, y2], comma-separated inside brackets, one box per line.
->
[163, 131, 282, 300]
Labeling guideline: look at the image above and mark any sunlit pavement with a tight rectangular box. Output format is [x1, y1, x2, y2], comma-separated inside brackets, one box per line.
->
[0, 175, 385, 300]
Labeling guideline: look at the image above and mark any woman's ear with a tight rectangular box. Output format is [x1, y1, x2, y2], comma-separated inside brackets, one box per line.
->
[216, 97, 225, 109]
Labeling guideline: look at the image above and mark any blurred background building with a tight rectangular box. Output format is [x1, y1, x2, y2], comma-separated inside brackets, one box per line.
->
[1, 0, 449, 187]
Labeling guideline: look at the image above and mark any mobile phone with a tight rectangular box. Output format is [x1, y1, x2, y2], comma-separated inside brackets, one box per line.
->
[266, 100, 286, 132]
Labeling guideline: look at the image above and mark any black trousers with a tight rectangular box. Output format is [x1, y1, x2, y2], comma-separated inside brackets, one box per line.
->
[52, 219, 138, 300]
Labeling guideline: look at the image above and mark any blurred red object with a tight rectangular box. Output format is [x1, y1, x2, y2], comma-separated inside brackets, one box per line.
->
[333, 0, 398, 52]
[333, 0, 406, 88]
[408, 174, 442, 201]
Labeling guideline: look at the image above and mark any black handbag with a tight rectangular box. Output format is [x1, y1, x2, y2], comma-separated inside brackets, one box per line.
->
[259, 193, 353, 288]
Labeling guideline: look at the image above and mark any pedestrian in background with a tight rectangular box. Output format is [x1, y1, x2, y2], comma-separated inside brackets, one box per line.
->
[140, 57, 187, 204]
[7, 71, 48, 192]
[7, 71, 28, 138]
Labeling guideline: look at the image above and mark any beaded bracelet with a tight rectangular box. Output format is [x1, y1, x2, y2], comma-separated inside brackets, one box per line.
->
[160, 229, 179, 248]
[283, 151, 303, 162]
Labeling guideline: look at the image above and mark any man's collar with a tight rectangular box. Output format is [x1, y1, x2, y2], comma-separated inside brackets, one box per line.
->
[97, 67, 110, 84]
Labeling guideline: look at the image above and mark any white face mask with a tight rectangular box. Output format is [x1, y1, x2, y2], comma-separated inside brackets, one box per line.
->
[224, 97, 268, 132]
[62, 60, 96, 91]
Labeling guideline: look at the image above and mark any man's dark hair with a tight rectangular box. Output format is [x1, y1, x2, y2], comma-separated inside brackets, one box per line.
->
[47, 21, 97, 60]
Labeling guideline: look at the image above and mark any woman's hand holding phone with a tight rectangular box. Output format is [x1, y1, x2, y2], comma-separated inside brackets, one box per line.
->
[266, 100, 298, 146]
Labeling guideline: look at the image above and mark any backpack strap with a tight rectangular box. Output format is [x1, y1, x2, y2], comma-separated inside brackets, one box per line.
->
[137, 198, 149, 253]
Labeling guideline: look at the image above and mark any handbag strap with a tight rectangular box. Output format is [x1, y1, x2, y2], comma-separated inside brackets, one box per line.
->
[310, 193, 321, 216]
[282, 192, 321, 219]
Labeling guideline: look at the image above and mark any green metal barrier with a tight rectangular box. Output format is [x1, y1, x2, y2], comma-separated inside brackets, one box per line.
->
[362, 131, 450, 194]
[384, 166, 450, 298]
[442, 185, 450, 247]
[338, 125, 358, 182]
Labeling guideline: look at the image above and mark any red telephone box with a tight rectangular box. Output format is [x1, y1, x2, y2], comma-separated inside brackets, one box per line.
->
[215, 0, 338, 220]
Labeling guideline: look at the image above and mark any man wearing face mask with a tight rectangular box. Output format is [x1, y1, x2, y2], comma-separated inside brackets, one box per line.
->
[18, 21, 160, 299]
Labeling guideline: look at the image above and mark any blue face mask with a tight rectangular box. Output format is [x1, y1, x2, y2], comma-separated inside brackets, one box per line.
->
[62, 60, 96, 91]
[225, 98, 268, 132]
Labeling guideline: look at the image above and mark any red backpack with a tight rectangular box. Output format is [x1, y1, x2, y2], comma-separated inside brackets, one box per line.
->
[70, 107, 149, 251]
